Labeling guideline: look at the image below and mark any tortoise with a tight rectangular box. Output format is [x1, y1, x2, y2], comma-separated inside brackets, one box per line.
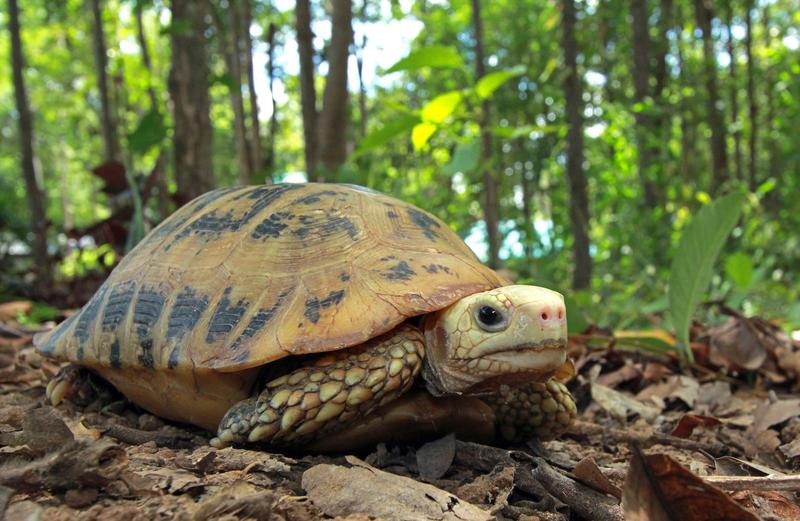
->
[35, 183, 576, 450]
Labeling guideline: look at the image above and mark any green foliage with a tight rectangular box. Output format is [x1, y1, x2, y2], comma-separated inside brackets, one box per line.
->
[59, 244, 117, 279]
[385, 45, 464, 73]
[17, 303, 58, 327]
[128, 109, 168, 156]
[475, 66, 525, 99]
[668, 193, 746, 363]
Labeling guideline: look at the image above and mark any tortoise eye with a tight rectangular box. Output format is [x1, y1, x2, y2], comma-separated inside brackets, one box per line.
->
[475, 305, 508, 332]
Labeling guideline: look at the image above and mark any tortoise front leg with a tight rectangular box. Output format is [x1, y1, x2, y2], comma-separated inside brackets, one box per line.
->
[482, 379, 577, 442]
[211, 325, 424, 448]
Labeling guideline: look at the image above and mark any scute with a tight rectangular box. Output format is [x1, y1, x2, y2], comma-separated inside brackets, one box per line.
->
[34, 183, 504, 373]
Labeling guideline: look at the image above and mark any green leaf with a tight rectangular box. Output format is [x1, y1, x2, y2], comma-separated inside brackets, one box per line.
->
[668, 192, 746, 363]
[725, 252, 754, 288]
[128, 108, 167, 155]
[475, 66, 525, 99]
[442, 140, 480, 175]
[563, 292, 590, 334]
[421, 91, 463, 123]
[354, 113, 419, 156]
[411, 122, 438, 150]
[385, 45, 464, 74]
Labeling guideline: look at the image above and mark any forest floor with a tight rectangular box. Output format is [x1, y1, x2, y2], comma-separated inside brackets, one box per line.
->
[1, 300, 800, 521]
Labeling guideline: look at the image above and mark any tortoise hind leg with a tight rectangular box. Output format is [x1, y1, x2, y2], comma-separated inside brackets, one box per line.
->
[211, 324, 424, 448]
[482, 379, 577, 443]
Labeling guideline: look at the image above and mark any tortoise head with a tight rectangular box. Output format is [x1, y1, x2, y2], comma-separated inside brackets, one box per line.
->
[421, 285, 569, 396]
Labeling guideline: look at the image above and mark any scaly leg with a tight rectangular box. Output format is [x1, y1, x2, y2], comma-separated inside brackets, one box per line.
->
[212, 324, 425, 447]
[482, 379, 576, 442]
[46, 364, 113, 408]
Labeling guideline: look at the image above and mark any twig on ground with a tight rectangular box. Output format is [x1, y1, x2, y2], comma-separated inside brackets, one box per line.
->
[103, 424, 197, 448]
[704, 474, 800, 492]
[569, 420, 731, 457]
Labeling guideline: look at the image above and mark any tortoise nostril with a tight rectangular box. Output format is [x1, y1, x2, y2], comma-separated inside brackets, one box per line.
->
[541, 312, 549, 321]
[558, 309, 563, 319]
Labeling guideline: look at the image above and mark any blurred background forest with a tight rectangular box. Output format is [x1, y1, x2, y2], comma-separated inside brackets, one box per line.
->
[1, 0, 799, 337]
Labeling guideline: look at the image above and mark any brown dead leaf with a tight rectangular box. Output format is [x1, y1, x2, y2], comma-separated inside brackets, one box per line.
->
[21, 407, 75, 453]
[708, 317, 767, 370]
[750, 398, 800, 434]
[591, 382, 661, 421]
[671, 414, 721, 438]
[573, 457, 622, 499]
[302, 458, 491, 521]
[622, 447, 760, 521]
[454, 465, 515, 514]
[596, 363, 641, 388]
[731, 490, 800, 520]
[778, 437, 800, 459]
[0, 301, 32, 322]
[416, 433, 456, 480]
[193, 481, 274, 521]
[712, 456, 782, 477]
[637, 375, 699, 408]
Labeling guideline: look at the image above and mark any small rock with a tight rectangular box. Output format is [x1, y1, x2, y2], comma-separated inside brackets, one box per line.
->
[137, 414, 164, 431]
[64, 488, 98, 508]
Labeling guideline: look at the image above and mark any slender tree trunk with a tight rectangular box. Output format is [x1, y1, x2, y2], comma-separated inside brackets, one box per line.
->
[471, 0, 501, 269]
[676, 24, 694, 183]
[562, 0, 592, 290]
[168, 0, 214, 203]
[212, 3, 253, 184]
[135, 3, 169, 219]
[264, 22, 278, 177]
[724, 2, 743, 182]
[517, 139, 536, 260]
[631, 0, 658, 208]
[241, 0, 263, 179]
[694, 0, 728, 194]
[296, 0, 318, 180]
[745, 0, 757, 190]
[355, 0, 369, 138]
[89, 0, 121, 161]
[762, 4, 776, 182]
[317, 0, 353, 177]
[8, 0, 50, 285]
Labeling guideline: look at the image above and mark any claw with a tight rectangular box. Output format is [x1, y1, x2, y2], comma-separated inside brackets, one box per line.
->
[46, 377, 71, 406]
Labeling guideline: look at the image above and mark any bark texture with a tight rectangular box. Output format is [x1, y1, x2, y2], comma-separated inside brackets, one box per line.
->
[168, 0, 214, 202]
[241, 0, 263, 179]
[8, 0, 50, 284]
[471, 0, 501, 269]
[745, 0, 757, 190]
[89, 0, 121, 161]
[317, 0, 354, 177]
[562, 0, 592, 290]
[694, 0, 728, 194]
[295, 0, 318, 180]
[630, 0, 658, 208]
[725, 3, 743, 182]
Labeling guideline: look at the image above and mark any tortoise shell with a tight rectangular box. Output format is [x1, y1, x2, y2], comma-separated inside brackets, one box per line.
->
[37, 183, 505, 375]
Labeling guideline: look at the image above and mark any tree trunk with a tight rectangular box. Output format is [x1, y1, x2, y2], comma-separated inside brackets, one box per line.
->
[241, 0, 263, 179]
[135, 2, 169, 219]
[562, 0, 592, 290]
[630, 0, 658, 208]
[8, 0, 50, 285]
[264, 22, 278, 177]
[694, 0, 728, 194]
[212, 3, 253, 184]
[745, 0, 757, 190]
[317, 0, 353, 177]
[295, 0, 318, 180]
[724, 2, 743, 182]
[89, 0, 121, 161]
[168, 0, 214, 203]
[471, 0, 501, 269]
[355, 0, 369, 138]
[517, 139, 536, 260]
[762, 4, 776, 182]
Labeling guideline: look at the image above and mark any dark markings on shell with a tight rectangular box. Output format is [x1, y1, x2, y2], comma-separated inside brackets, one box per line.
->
[304, 290, 345, 324]
[387, 210, 398, 219]
[167, 184, 301, 248]
[229, 289, 291, 355]
[110, 339, 121, 368]
[379, 255, 397, 261]
[293, 190, 339, 205]
[74, 285, 108, 359]
[139, 187, 243, 250]
[407, 207, 441, 241]
[339, 273, 350, 282]
[423, 264, 451, 274]
[206, 287, 250, 343]
[293, 212, 358, 242]
[384, 261, 416, 281]
[251, 212, 294, 240]
[166, 286, 210, 368]
[101, 281, 136, 333]
[38, 313, 78, 354]
[133, 286, 167, 368]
